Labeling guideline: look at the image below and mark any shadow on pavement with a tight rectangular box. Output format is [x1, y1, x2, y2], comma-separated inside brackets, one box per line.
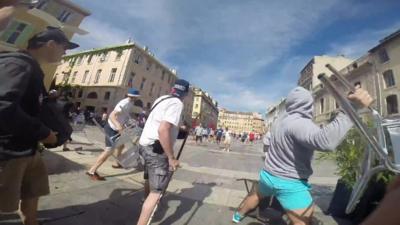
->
[151, 182, 217, 225]
[103, 169, 142, 179]
[42, 150, 86, 175]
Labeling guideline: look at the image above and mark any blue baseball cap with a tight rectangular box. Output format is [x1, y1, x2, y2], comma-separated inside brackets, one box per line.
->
[127, 88, 140, 97]
[172, 79, 190, 97]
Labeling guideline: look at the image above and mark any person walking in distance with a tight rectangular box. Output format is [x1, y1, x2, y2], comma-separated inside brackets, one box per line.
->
[0, 27, 78, 225]
[232, 86, 373, 225]
[216, 127, 223, 145]
[223, 127, 232, 152]
[194, 124, 203, 145]
[136, 79, 190, 225]
[86, 88, 141, 181]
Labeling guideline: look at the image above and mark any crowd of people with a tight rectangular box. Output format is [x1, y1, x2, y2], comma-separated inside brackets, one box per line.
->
[0, 1, 399, 225]
[192, 125, 262, 149]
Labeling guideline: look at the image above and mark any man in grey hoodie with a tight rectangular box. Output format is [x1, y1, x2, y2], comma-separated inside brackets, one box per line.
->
[233, 86, 373, 225]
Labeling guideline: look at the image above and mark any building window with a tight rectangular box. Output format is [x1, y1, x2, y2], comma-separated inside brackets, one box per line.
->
[2, 21, 29, 44]
[168, 74, 171, 83]
[82, 70, 89, 83]
[87, 92, 98, 99]
[146, 60, 152, 71]
[62, 73, 68, 82]
[36, 0, 48, 9]
[161, 70, 165, 80]
[99, 52, 108, 62]
[127, 72, 135, 87]
[57, 9, 72, 23]
[94, 69, 102, 84]
[387, 95, 398, 115]
[149, 82, 155, 96]
[115, 51, 123, 61]
[383, 70, 396, 88]
[134, 54, 142, 64]
[104, 92, 111, 100]
[320, 98, 325, 114]
[87, 55, 93, 64]
[140, 78, 146, 90]
[76, 56, 83, 65]
[77, 90, 83, 98]
[71, 71, 77, 83]
[378, 49, 389, 63]
[108, 68, 117, 82]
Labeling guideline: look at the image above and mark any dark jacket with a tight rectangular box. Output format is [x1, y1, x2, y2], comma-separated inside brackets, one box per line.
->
[0, 51, 51, 160]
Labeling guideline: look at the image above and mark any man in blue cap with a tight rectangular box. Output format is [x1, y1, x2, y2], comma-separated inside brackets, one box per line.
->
[136, 79, 190, 225]
[87, 88, 141, 181]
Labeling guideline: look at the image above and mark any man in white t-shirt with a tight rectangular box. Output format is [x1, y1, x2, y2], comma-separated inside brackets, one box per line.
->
[86, 88, 141, 181]
[136, 79, 190, 225]
[194, 125, 203, 144]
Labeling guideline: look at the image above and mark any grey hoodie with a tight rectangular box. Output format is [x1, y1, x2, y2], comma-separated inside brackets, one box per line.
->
[264, 87, 354, 180]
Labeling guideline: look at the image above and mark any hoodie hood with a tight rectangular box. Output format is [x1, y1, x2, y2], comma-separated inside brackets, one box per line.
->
[285, 86, 314, 119]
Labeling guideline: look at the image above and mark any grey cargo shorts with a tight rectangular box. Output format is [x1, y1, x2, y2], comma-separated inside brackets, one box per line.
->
[139, 145, 171, 193]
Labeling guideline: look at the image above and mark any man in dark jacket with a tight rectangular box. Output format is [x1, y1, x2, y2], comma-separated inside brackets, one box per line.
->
[0, 27, 78, 225]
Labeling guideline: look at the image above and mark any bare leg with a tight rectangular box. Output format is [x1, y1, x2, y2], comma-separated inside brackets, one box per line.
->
[19, 197, 39, 225]
[112, 145, 124, 167]
[88, 149, 113, 174]
[237, 192, 262, 216]
[136, 192, 161, 225]
[285, 204, 315, 225]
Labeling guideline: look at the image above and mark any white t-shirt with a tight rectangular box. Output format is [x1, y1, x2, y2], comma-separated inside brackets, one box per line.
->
[108, 98, 135, 131]
[225, 130, 231, 140]
[139, 95, 183, 146]
[195, 126, 203, 136]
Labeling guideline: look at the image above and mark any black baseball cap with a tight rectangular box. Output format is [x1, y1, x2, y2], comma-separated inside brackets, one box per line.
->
[28, 27, 79, 50]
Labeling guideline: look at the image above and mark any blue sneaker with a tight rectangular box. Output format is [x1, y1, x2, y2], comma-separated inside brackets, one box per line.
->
[232, 211, 244, 223]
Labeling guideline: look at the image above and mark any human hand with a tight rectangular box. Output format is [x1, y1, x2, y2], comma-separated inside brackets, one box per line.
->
[168, 157, 180, 171]
[347, 87, 373, 108]
[40, 131, 58, 145]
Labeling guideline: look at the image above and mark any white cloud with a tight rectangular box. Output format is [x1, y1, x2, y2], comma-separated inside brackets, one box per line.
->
[71, 17, 131, 52]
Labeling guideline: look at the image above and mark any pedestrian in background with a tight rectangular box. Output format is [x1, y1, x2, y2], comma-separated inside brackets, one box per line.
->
[223, 127, 232, 152]
[194, 125, 203, 144]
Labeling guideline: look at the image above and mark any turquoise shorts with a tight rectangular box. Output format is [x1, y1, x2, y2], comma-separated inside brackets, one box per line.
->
[258, 170, 313, 210]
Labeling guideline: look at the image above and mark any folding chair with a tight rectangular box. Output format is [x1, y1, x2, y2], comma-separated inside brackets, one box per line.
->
[318, 64, 400, 214]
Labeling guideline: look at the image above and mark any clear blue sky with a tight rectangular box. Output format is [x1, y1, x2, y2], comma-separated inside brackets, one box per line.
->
[71, 0, 400, 113]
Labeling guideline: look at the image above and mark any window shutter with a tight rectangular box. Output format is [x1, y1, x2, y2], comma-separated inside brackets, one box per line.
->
[0, 21, 19, 42]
